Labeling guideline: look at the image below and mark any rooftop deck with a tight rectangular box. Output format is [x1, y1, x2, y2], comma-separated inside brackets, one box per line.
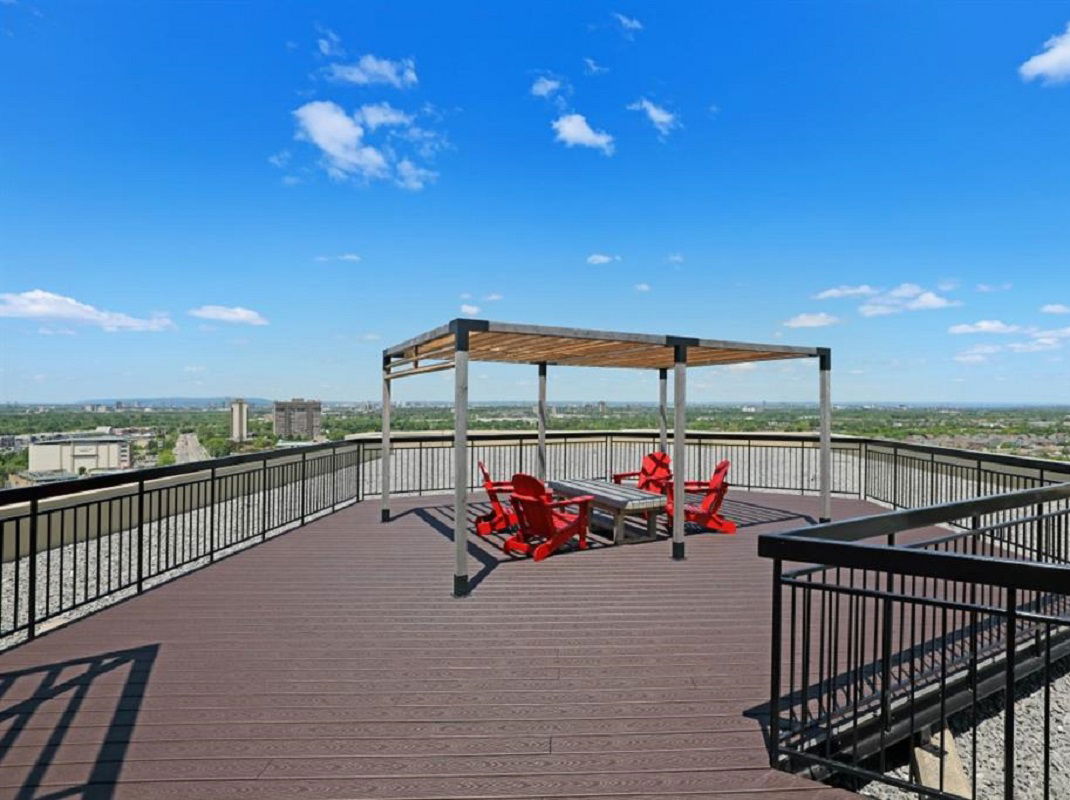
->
[0, 489, 889, 799]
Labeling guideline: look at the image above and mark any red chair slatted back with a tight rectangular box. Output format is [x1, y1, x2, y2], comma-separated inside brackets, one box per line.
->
[700, 460, 731, 515]
[510, 473, 554, 535]
[637, 451, 671, 492]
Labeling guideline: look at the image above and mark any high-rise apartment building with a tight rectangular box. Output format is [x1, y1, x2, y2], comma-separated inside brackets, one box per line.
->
[273, 398, 322, 440]
[230, 398, 249, 442]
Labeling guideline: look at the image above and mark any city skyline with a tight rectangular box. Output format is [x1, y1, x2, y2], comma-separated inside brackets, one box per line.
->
[2, 3, 1069, 403]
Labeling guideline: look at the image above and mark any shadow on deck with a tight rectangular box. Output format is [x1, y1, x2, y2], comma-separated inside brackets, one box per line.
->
[0, 490, 876, 799]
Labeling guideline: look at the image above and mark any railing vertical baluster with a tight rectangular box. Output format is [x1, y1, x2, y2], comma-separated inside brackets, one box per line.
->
[1004, 586, 1017, 800]
[209, 467, 216, 559]
[356, 443, 363, 502]
[300, 452, 307, 524]
[137, 480, 145, 593]
[769, 558, 782, 768]
[28, 497, 38, 640]
[261, 458, 269, 540]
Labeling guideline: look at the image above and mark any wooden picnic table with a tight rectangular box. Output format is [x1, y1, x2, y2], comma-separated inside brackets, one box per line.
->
[548, 478, 666, 544]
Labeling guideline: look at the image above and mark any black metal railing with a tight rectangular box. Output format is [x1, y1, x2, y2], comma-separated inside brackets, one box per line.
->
[2, 430, 1068, 654]
[0, 441, 363, 649]
[759, 482, 1070, 799]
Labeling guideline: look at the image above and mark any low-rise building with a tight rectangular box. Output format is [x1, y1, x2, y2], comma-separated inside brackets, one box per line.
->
[28, 436, 131, 475]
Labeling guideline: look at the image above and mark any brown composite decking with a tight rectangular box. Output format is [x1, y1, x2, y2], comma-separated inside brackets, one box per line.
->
[0, 490, 887, 800]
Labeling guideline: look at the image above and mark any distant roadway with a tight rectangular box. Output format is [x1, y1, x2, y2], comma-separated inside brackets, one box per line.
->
[174, 432, 211, 464]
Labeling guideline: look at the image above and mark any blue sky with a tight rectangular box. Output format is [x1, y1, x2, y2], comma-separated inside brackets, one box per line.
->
[1, 2, 1069, 404]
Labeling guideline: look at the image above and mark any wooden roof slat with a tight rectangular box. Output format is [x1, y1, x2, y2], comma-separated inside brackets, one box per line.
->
[384, 319, 824, 375]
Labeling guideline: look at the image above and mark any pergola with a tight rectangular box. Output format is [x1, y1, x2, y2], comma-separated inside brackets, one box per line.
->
[382, 319, 832, 596]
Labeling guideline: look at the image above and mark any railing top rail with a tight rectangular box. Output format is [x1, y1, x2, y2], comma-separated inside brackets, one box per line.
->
[0, 439, 357, 505]
[758, 482, 1070, 593]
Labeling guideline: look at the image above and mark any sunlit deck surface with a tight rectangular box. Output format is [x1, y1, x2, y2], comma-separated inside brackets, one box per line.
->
[0, 490, 893, 800]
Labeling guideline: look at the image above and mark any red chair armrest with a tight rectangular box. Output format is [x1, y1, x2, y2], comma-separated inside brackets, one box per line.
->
[611, 471, 640, 484]
[682, 480, 706, 492]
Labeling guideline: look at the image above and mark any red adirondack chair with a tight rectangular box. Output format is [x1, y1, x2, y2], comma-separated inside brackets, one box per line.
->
[612, 451, 671, 494]
[664, 459, 737, 534]
[505, 473, 593, 561]
[474, 461, 518, 536]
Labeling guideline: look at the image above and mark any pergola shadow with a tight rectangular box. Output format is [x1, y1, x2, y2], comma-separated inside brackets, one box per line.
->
[0, 644, 159, 800]
[394, 492, 819, 594]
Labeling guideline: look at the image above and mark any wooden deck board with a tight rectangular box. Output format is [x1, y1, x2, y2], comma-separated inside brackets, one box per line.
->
[0, 490, 880, 799]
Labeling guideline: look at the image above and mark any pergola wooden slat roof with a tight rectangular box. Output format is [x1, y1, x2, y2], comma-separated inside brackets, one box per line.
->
[384, 320, 820, 377]
[380, 319, 832, 597]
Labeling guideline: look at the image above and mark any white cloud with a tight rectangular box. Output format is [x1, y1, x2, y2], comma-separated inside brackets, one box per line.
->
[858, 304, 899, 317]
[948, 320, 1021, 334]
[1007, 338, 1061, 353]
[784, 312, 839, 328]
[483, 292, 504, 301]
[315, 253, 362, 262]
[583, 57, 609, 75]
[183, 365, 206, 373]
[531, 76, 562, 98]
[393, 123, 449, 160]
[460, 304, 481, 315]
[634, 282, 651, 292]
[937, 279, 960, 292]
[293, 100, 389, 181]
[627, 98, 679, 136]
[815, 284, 879, 299]
[267, 150, 291, 168]
[358, 332, 381, 341]
[459, 292, 473, 300]
[355, 102, 413, 130]
[906, 291, 958, 310]
[395, 158, 437, 191]
[1042, 303, 1070, 314]
[328, 54, 418, 88]
[0, 289, 174, 332]
[976, 282, 1013, 293]
[1019, 23, 1070, 84]
[857, 283, 960, 316]
[552, 114, 615, 155]
[38, 326, 76, 336]
[612, 12, 643, 33]
[666, 253, 684, 264]
[725, 362, 757, 372]
[587, 253, 620, 264]
[888, 282, 924, 299]
[188, 305, 268, 326]
[316, 27, 343, 58]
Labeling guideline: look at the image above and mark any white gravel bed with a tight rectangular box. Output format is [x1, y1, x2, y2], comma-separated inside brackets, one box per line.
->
[859, 658, 1070, 799]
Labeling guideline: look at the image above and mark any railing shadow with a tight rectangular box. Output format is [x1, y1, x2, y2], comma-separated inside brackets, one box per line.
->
[0, 644, 159, 800]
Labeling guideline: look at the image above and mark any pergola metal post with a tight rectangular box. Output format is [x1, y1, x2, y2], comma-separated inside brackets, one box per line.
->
[537, 362, 548, 480]
[453, 328, 471, 597]
[658, 368, 668, 454]
[818, 348, 832, 523]
[672, 345, 687, 560]
[380, 356, 391, 522]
